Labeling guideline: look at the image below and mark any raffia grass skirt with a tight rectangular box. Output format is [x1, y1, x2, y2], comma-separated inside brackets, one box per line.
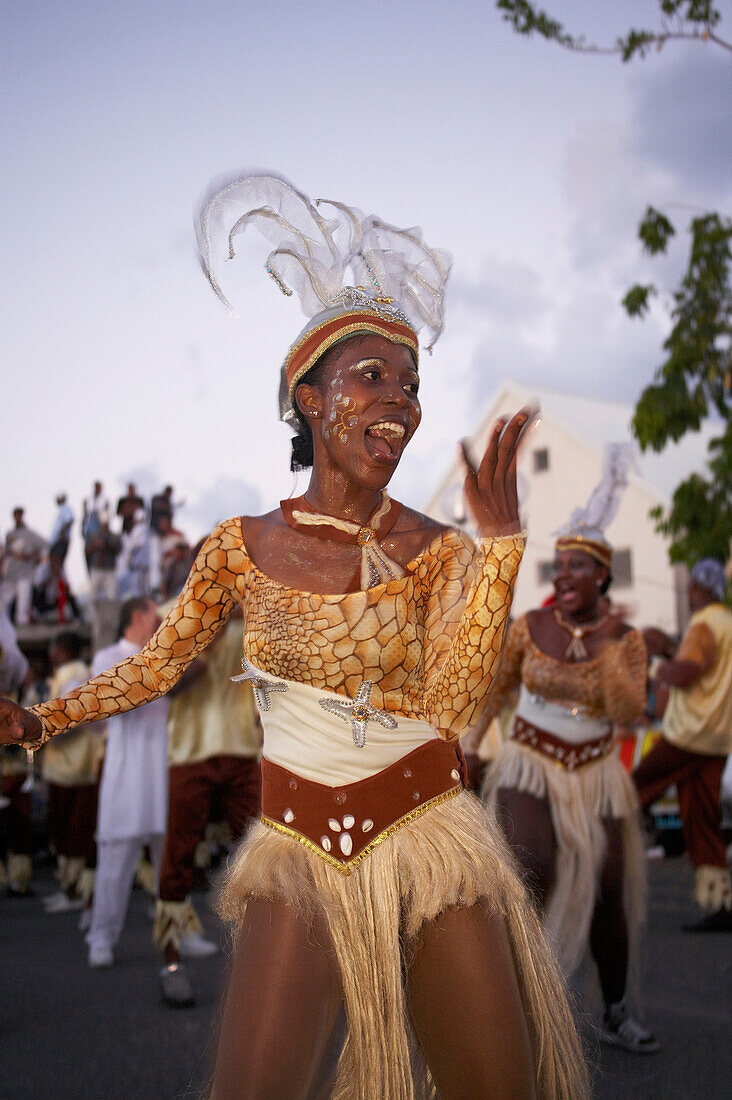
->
[219, 789, 589, 1100]
[482, 742, 646, 985]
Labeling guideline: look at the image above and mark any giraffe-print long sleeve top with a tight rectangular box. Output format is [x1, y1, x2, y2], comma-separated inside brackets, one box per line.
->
[29, 518, 525, 745]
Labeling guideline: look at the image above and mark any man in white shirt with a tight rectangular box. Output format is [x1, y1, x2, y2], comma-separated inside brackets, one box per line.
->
[1, 509, 47, 625]
[49, 494, 74, 564]
[86, 595, 169, 967]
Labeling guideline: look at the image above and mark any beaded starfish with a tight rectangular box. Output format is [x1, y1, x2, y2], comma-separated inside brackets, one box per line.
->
[319, 680, 397, 748]
[231, 658, 288, 712]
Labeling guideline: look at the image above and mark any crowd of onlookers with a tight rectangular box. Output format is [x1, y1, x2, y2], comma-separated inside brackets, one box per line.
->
[0, 481, 195, 626]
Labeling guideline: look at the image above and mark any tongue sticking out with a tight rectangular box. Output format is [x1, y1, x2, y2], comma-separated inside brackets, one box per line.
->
[365, 428, 398, 460]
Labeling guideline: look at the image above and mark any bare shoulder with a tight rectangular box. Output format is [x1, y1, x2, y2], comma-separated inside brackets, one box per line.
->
[239, 509, 289, 559]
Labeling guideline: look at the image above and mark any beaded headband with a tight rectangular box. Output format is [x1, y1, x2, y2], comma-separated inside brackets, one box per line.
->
[554, 535, 612, 570]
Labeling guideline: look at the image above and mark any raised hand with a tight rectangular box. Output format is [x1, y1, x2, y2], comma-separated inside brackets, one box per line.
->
[459, 407, 536, 537]
[0, 698, 43, 746]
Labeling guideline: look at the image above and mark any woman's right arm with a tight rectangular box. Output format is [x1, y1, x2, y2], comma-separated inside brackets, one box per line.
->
[0, 518, 248, 748]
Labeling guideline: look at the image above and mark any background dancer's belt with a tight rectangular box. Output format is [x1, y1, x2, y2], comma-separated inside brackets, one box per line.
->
[511, 715, 613, 771]
[261, 738, 466, 872]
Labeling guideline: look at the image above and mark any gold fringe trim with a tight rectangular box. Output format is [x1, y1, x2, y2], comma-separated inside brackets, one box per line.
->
[261, 785, 461, 875]
[694, 864, 732, 911]
[153, 897, 204, 950]
[7, 853, 32, 890]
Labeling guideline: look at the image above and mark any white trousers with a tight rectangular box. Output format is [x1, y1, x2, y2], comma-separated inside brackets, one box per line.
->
[87, 834, 164, 952]
[1, 577, 32, 624]
[88, 568, 117, 601]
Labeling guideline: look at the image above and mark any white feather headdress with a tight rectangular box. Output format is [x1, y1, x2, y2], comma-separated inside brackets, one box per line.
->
[554, 442, 635, 556]
[195, 172, 452, 423]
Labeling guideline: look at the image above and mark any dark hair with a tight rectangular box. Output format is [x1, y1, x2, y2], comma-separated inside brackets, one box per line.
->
[54, 631, 84, 661]
[289, 360, 326, 472]
[119, 595, 152, 637]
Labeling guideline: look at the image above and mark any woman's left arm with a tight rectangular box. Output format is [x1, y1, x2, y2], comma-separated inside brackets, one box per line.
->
[600, 628, 648, 725]
[421, 533, 525, 738]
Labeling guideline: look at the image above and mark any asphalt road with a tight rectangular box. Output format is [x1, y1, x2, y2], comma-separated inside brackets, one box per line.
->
[1, 857, 730, 1100]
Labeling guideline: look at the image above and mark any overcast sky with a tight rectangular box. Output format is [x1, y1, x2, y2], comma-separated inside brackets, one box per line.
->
[2, 0, 730, 585]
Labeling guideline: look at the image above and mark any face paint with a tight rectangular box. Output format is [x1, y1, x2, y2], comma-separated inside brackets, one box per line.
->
[332, 395, 357, 442]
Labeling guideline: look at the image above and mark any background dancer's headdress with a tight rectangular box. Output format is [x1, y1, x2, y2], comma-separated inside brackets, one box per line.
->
[195, 173, 451, 424]
[553, 443, 635, 569]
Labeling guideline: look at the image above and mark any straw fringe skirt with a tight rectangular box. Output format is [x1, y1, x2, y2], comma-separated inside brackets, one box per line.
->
[219, 789, 589, 1100]
[482, 742, 646, 983]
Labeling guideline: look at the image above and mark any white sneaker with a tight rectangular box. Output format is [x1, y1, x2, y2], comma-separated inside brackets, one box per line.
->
[180, 931, 218, 958]
[44, 892, 84, 913]
[88, 944, 114, 968]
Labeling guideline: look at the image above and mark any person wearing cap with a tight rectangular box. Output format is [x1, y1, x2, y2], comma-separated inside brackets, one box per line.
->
[635, 558, 732, 932]
[1, 174, 587, 1099]
[481, 449, 658, 1053]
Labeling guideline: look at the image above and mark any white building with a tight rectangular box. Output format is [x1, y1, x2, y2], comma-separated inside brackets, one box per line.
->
[425, 381, 717, 635]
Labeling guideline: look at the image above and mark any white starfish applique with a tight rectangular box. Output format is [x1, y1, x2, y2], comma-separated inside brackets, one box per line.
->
[319, 681, 397, 748]
[231, 658, 288, 711]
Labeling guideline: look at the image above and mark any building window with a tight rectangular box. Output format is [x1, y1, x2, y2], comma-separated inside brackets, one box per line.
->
[533, 448, 549, 472]
[613, 549, 633, 588]
[537, 560, 554, 585]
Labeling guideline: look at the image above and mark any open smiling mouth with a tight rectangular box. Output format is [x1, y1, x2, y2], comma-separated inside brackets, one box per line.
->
[364, 420, 407, 462]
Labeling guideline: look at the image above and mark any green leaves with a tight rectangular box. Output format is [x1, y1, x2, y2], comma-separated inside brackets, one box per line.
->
[638, 207, 676, 255]
[622, 284, 656, 318]
[626, 210, 731, 566]
[494, 2, 729, 61]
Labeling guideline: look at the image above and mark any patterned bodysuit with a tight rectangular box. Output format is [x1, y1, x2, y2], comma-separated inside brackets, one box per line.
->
[484, 615, 647, 727]
[31, 518, 525, 748]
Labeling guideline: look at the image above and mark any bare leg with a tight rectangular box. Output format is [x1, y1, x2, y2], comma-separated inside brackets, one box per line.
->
[212, 897, 343, 1100]
[495, 788, 557, 910]
[406, 902, 536, 1100]
[589, 818, 627, 1008]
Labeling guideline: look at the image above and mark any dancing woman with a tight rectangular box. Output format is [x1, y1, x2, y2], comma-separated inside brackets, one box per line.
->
[481, 453, 657, 1054]
[1, 175, 587, 1100]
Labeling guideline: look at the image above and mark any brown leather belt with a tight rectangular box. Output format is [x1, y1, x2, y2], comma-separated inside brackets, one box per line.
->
[511, 715, 613, 771]
[261, 738, 466, 873]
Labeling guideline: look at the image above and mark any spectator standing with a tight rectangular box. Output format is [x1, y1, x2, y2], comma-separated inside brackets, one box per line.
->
[635, 559, 732, 932]
[154, 615, 262, 1006]
[85, 518, 122, 602]
[149, 486, 175, 534]
[86, 597, 169, 967]
[161, 540, 193, 601]
[0, 602, 31, 895]
[41, 633, 103, 915]
[1, 509, 46, 624]
[82, 481, 110, 541]
[116, 483, 144, 536]
[116, 511, 150, 598]
[32, 552, 81, 623]
[49, 495, 74, 564]
[149, 489, 178, 597]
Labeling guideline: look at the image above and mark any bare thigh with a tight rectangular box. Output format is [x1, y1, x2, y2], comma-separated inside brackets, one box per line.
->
[495, 787, 557, 910]
[406, 902, 536, 1100]
[212, 897, 343, 1100]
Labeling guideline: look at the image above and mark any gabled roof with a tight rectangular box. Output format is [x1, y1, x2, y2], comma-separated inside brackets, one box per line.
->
[459, 379, 717, 504]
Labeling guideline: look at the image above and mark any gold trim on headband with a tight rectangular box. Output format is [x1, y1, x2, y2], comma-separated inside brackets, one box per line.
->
[555, 536, 612, 568]
[286, 314, 419, 398]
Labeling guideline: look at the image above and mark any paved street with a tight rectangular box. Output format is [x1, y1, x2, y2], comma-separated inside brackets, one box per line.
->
[1, 856, 730, 1100]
